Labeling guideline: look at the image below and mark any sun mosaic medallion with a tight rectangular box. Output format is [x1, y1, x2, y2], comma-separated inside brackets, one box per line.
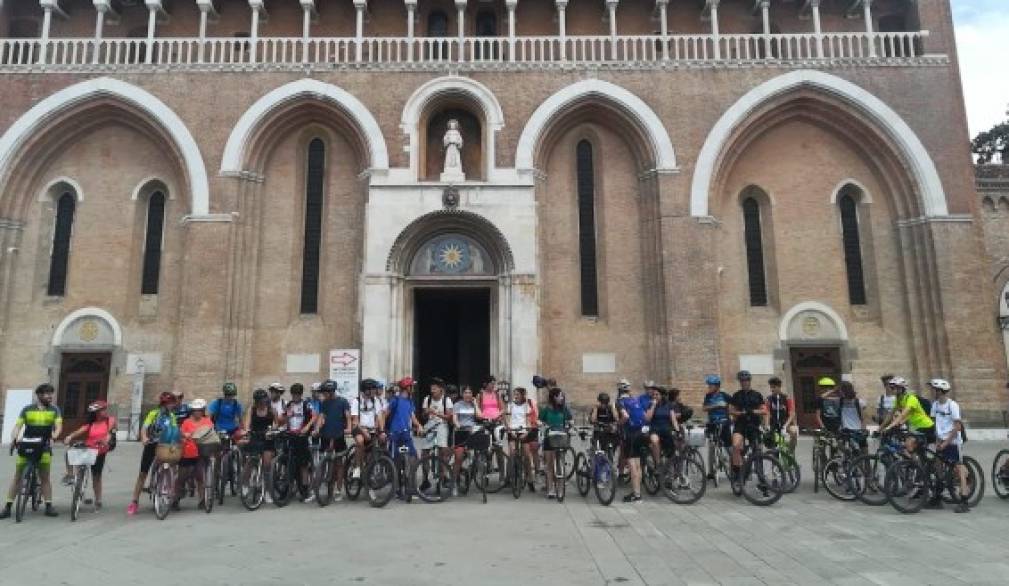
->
[432, 237, 472, 274]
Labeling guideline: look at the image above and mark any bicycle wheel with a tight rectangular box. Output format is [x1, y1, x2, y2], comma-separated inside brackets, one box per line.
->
[240, 461, 265, 511]
[740, 453, 784, 506]
[154, 465, 172, 520]
[70, 466, 86, 522]
[812, 448, 822, 494]
[992, 449, 1009, 499]
[270, 457, 291, 507]
[31, 469, 42, 512]
[510, 450, 525, 500]
[555, 451, 567, 503]
[663, 455, 706, 505]
[216, 454, 226, 505]
[229, 449, 241, 496]
[642, 454, 660, 496]
[849, 454, 888, 506]
[574, 453, 590, 497]
[203, 459, 215, 513]
[483, 448, 508, 495]
[413, 453, 450, 503]
[593, 452, 617, 506]
[475, 452, 489, 504]
[822, 458, 857, 501]
[14, 465, 30, 523]
[775, 449, 801, 494]
[316, 457, 334, 507]
[366, 455, 397, 508]
[942, 456, 984, 507]
[885, 458, 928, 514]
[344, 452, 363, 501]
[562, 448, 576, 481]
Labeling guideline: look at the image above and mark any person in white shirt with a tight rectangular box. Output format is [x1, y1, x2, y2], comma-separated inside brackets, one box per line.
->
[421, 378, 453, 473]
[506, 387, 537, 493]
[268, 383, 286, 426]
[928, 378, 969, 513]
[875, 374, 896, 425]
[350, 379, 387, 474]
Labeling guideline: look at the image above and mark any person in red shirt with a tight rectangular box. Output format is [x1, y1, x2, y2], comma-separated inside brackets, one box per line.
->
[175, 398, 213, 510]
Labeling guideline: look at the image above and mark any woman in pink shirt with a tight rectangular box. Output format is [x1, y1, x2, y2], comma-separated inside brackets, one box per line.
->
[478, 376, 504, 423]
[62, 400, 116, 510]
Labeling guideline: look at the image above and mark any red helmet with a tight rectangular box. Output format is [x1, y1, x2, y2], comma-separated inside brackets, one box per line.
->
[398, 377, 415, 389]
[158, 392, 176, 406]
[87, 400, 108, 413]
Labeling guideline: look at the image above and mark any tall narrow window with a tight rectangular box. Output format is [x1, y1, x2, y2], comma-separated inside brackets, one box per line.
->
[141, 191, 166, 295]
[47, 192, 75, 296]
[839, 193, 867, 305]
[301, 138, 325, 314]
[742, 197, 768, 306]
[576, 140, 599, 317]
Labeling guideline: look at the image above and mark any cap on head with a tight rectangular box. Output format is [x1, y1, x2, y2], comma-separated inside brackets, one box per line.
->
[817, 377, 836, 388]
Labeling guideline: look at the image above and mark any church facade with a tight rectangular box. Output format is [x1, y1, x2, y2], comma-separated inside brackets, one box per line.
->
[1, 0, 1006, 431]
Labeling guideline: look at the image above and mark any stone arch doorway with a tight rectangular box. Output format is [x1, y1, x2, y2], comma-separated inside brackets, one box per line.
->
[778, 302, 849, 428]
[49, 308, 124, 431]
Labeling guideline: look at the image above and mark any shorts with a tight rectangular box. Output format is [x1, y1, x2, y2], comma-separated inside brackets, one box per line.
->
[178, 457, 205, 482]
[622, 431, 649, 459]
[388, 431, 416, 458]
[91, 453, 107, 478]
[290, 434, 311, 466]
[650, 429, 676, 452]
[428, 425, 451, 449]
[140, 443, 158, 474]
[938, 444, 962, 464]
[733, 424, 761, 444]
[321, 436, 348, 454]
[706, 422, 733, 448]
[593, 432, 618, 453]
[453, 429, 473, 448]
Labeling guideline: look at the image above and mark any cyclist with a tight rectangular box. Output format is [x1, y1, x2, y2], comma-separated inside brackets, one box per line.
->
[617, 381, 651, 502]
[421, 378, 454, 491]
[309, 382, 323, 415]
[702, 375, 732, 480]
[729, 370, 766, 482]
[386, 378, 422, 497]
[766, 377, 796, 453]
[646, 385, 681, 468]
[240, 388, 280, 504]
[838, 381, 868, 451]
[814, 377, 842, 433]
[615, 379, 633, 480]
[590, 392, 619, 459]
[208, 382, 243, 437]
[284, 383, 316, 501]
[539, 387, 572, 500]
[351, 378, 387, 477]
[881, 375, 937, 460]
[478, 375, 504, 425]
[173, 390, 191, 426]
[451, 386, 483, 496]
[506, 386, 537, 493]
[875, 374, 896, 425]
[1, 383, 63, 519]
[269, 383, 286, 419]
[60, 400, 116, 511]
[175, 398, 213, 510]
[313, 379, 352, 501]
[127, 391, 178, 516]
[929, 379, 969, 513]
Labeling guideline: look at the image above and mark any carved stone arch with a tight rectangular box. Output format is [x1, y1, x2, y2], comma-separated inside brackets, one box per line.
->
[385, 209, 515, 275]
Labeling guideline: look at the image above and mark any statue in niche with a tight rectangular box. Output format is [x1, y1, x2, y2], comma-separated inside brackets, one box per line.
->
[440, 118, 466, 182]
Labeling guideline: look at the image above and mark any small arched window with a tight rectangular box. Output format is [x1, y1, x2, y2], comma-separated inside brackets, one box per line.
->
[48, 192, 76, 296]
[141, 191, 166, 295]
[428, 11, 449, 37]
[300, 138, 326, 314]
[839, 193, 867, 305]
[742, 197, 767, 307]
[576, 140, 599, 317]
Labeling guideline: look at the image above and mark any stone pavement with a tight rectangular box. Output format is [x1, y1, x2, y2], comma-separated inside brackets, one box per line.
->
[1, 439, 1007, 586]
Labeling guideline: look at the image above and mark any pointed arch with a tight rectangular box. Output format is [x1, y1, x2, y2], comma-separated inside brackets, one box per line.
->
[0, 78, 209, 216]
[515, 79, 677, 173]
[220, 79, 388, 175]
[691, 70, 948, 218]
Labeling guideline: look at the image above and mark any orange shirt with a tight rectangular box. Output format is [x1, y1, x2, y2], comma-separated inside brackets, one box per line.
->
[181, 417, 212, 459]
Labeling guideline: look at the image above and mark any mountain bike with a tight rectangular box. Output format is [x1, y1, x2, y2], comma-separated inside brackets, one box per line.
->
[11, 437, 47, 523]
[150, 443, 181, 520]
[413, 425, 452, 503]
[822, 429, 867, 502]
[574, 425, 617, 506]
[766, 429, 800, 494]
[215, 431, 241, 506]
[314, 437, 348, 507]
[806, 428, 839, 494]
[66, 442, 99, 522]
[661, 426, 707, 505]
[238, 429, 280, 511]
[992, 433, 1009, 499]
[362, 435, 398, 508]
[454, 425, 494, 503]
[272, 431, 313, 506]
[848, 429, 903, 506]
[734, 428, 785, 506]
[705, 422, 732, 488]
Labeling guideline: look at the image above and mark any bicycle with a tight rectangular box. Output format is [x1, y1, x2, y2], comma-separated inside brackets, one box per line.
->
[343, 431, 389, 502]
[822, 429, 868, 502]
[66, 442, 99, 522]
[993, 432, 1009, 499]
[660, 425, 707, 505]
[543, 427, 572, 503]
[574, 424, 617, 506]
[313, 436, 349, 507]
[505, 427, 535, 500]
[732, 428, 785, 506]
[362, 434, 398, 508]
[271, 431, 313, 507]
[806, 428, 840, 494]
[884, 430, 984, 514]
[412, 425, 452, 504]
[766, 429, 801, 494]
[848, 429, 904, 506]
[238, 428, 281, 511]
[454, 425, 494, 504]
[10, 437, 47, 523]
[150, 443, 181, 520]
[215, 431, 241, 506]
[705, 421, 733, 488]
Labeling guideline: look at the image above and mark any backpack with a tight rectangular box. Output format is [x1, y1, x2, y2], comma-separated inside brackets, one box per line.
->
[917, 396, 932, 419]
[420, 394, 448, 426]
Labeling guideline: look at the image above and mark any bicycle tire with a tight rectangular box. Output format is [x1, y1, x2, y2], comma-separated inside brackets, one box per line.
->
[849, 454, 888, 506]
[642, 454, 660, 496]
[885, 458, 928, 514]
[366, 455, 397, 508]
[475, 452, 488, 504]
[992, 449, 1009, 499]
[344, 453, 364, 501]
[663, 455, 706, 505]
[483, 448, 508, 495]
[31, 468, 42, 511]
[942, 455, 984, 506]
[562, 448, 576, 481]
[413, 453, 450, 503]
[511, 450, 525, 500]
[240, 461, 265, 511]
[216, 453, 226, 505]
[14, 465, 30, 523]
[154, 465, 172, 520]
[593, 452, 617, 506]
[316, 457, 334, 507]
[812, 448, 822, 494]
[575, 453, 590, 497]
[822, 457, 857, 501]
[270, 457, 291, 507]
[555, 451, 567, 503]
[740, 453, 784, 506]
[229, 449, 241, 496]
[203, 459, 215, 513]
[71, 466, 86, 522]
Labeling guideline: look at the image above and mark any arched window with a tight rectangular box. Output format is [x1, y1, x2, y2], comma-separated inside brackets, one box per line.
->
[140, 191, 166, 295]
[839, 193, 867, 305]
[428, 11, 449, 36]
[742, 197, 767, 306]
[576, 140, 599, 317]
[48, 192, 76, 296]
[300, 138, 326, 314]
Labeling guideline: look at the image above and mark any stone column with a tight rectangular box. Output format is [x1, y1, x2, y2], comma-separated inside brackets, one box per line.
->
[92, 0, 116, 64]
[759, 0, 771, 58]
[605, 0, 618, 59]
[144, 0, 160, 64]
[863, 0, 876, 57]
[555, 0, 567, 61]
[506, 0, 517, 62]
[300, 0, 315, 62]
[248, 0, 264, 64]
[196, 0, 215, 63]
[354, 0, 366, 62]
[0, 219, 24, 387]
[709, 0, 720, 60]
[38, 0, 54, 65]
[455, 0, 466, 62]
[656, 0, 669, 61]
[810, 0, 823, 58]
[405, 0, 416, 61]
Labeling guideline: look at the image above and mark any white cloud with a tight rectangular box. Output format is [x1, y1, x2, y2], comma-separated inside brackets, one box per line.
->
[953, 2, 1009, 136]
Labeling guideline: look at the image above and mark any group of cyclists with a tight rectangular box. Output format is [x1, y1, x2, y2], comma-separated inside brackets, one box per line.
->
[1, 366, 999, 520]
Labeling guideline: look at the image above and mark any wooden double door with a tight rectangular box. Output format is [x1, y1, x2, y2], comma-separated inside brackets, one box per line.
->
[788, 347, 841, 430]
[58, 353, 111, 432]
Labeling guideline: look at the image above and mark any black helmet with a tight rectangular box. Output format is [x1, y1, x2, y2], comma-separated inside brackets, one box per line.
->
[322, 379, 338, 394]
[360, 378, 380, 391]
[253, 388, 268, 402]
[35, 383, 55, 395]
[597, 392, 610, 404]
[532, 375, 547, 389]
[736, 370, 752, 382]
[222, 382, 238, 396]
[768, 377, 782, 386]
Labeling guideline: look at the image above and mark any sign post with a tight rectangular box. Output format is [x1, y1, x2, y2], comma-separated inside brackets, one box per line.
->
[328, 349, 361, 402]
[129, 358, 145, 441]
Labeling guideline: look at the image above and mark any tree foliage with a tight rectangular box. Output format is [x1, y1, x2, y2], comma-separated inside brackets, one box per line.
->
[972, 105, 1009, 164]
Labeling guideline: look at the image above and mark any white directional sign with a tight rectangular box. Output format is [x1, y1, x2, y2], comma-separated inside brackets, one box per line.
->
[328, 349, 361, 402]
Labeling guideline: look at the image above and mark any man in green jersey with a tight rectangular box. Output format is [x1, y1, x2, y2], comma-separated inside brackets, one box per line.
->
[2, 384, 63, 519]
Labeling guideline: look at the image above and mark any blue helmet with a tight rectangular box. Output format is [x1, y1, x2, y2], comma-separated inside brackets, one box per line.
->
[705, 375, 721, 386]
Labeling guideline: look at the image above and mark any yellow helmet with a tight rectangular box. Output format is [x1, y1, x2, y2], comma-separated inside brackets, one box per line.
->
[817, 377, 837, 387]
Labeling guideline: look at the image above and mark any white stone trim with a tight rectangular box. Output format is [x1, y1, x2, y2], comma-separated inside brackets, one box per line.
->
[130, 176, 175, 201]
[38, 176, 84, 202]
[53, 307, 123, 347]
[220, 78, 389, 175]
[829, 178, 873, 205]
[515, 79, 678, 172]
[778, 300, 848, 342]
[0, 78, 210, 216]
[690, 70, 948, 218]
[400, 76, 505, 181]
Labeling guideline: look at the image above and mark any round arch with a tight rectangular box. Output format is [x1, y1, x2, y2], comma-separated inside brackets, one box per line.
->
[515, 79, 677, 173]
[690, 70, 948, 218]
[0, 78, 209, 216]
[778, 301, 849, 343]
[52, 307, 124, 348]
[220, 79, 389, 175]
[385, 209, 515, 275]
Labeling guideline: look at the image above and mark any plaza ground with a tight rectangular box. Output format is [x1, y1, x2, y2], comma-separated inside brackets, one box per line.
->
[1, 439, 1007, 586]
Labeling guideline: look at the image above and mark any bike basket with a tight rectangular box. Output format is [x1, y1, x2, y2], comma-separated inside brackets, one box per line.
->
[17, 436, 45, 458]
[466, 430, 491, 452]
[197, 442, 222, 458]
[687, 428, 707, 447]
[545, 431, 570, 450]
[66, 447, 99, 466]
[193, 426, 221, 446]
[155, 444, 182, 464]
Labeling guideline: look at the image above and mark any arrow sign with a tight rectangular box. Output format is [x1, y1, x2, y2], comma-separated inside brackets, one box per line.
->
[331, 352, 358, 367]
[328, 349, 361, 402]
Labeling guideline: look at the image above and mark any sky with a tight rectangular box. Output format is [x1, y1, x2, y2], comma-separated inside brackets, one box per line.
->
[952, 0, 1009, 136]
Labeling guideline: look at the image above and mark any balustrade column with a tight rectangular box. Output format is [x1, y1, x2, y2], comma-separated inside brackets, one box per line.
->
[93, 0, 115, 64]
[810, 0, 823, 58]
[555, 0, 567, 61]
[605, 0, 618, 60]
[300, 0, 315, 63]
[709, 0, 720, 60]
[760, 0, 771, 59]
[656, 0, 669, 61]
[405, 0, 416, 62]
[455, 0, 466, 63]
[38, 0, 53, 65]
[863, 0, 876, 57]
[144, 0, 160, 64]
[506, 0, 517, 62]
[354, 0, 366, 61]
[248, 0, 264, 64]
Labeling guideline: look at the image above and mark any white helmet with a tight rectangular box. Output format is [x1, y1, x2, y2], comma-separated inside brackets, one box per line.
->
[928, 378, 951, 392]
[190, 398, 208, 410]
[888, 376, 908, 389]
[617, 378, 631, 391]
[311, 382, 322, 392]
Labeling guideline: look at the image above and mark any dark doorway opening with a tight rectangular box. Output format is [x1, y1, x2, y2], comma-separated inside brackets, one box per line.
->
[58, 353, 111, 432]
[413, 288, 490, 401]
[789, 347, 841, 430]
